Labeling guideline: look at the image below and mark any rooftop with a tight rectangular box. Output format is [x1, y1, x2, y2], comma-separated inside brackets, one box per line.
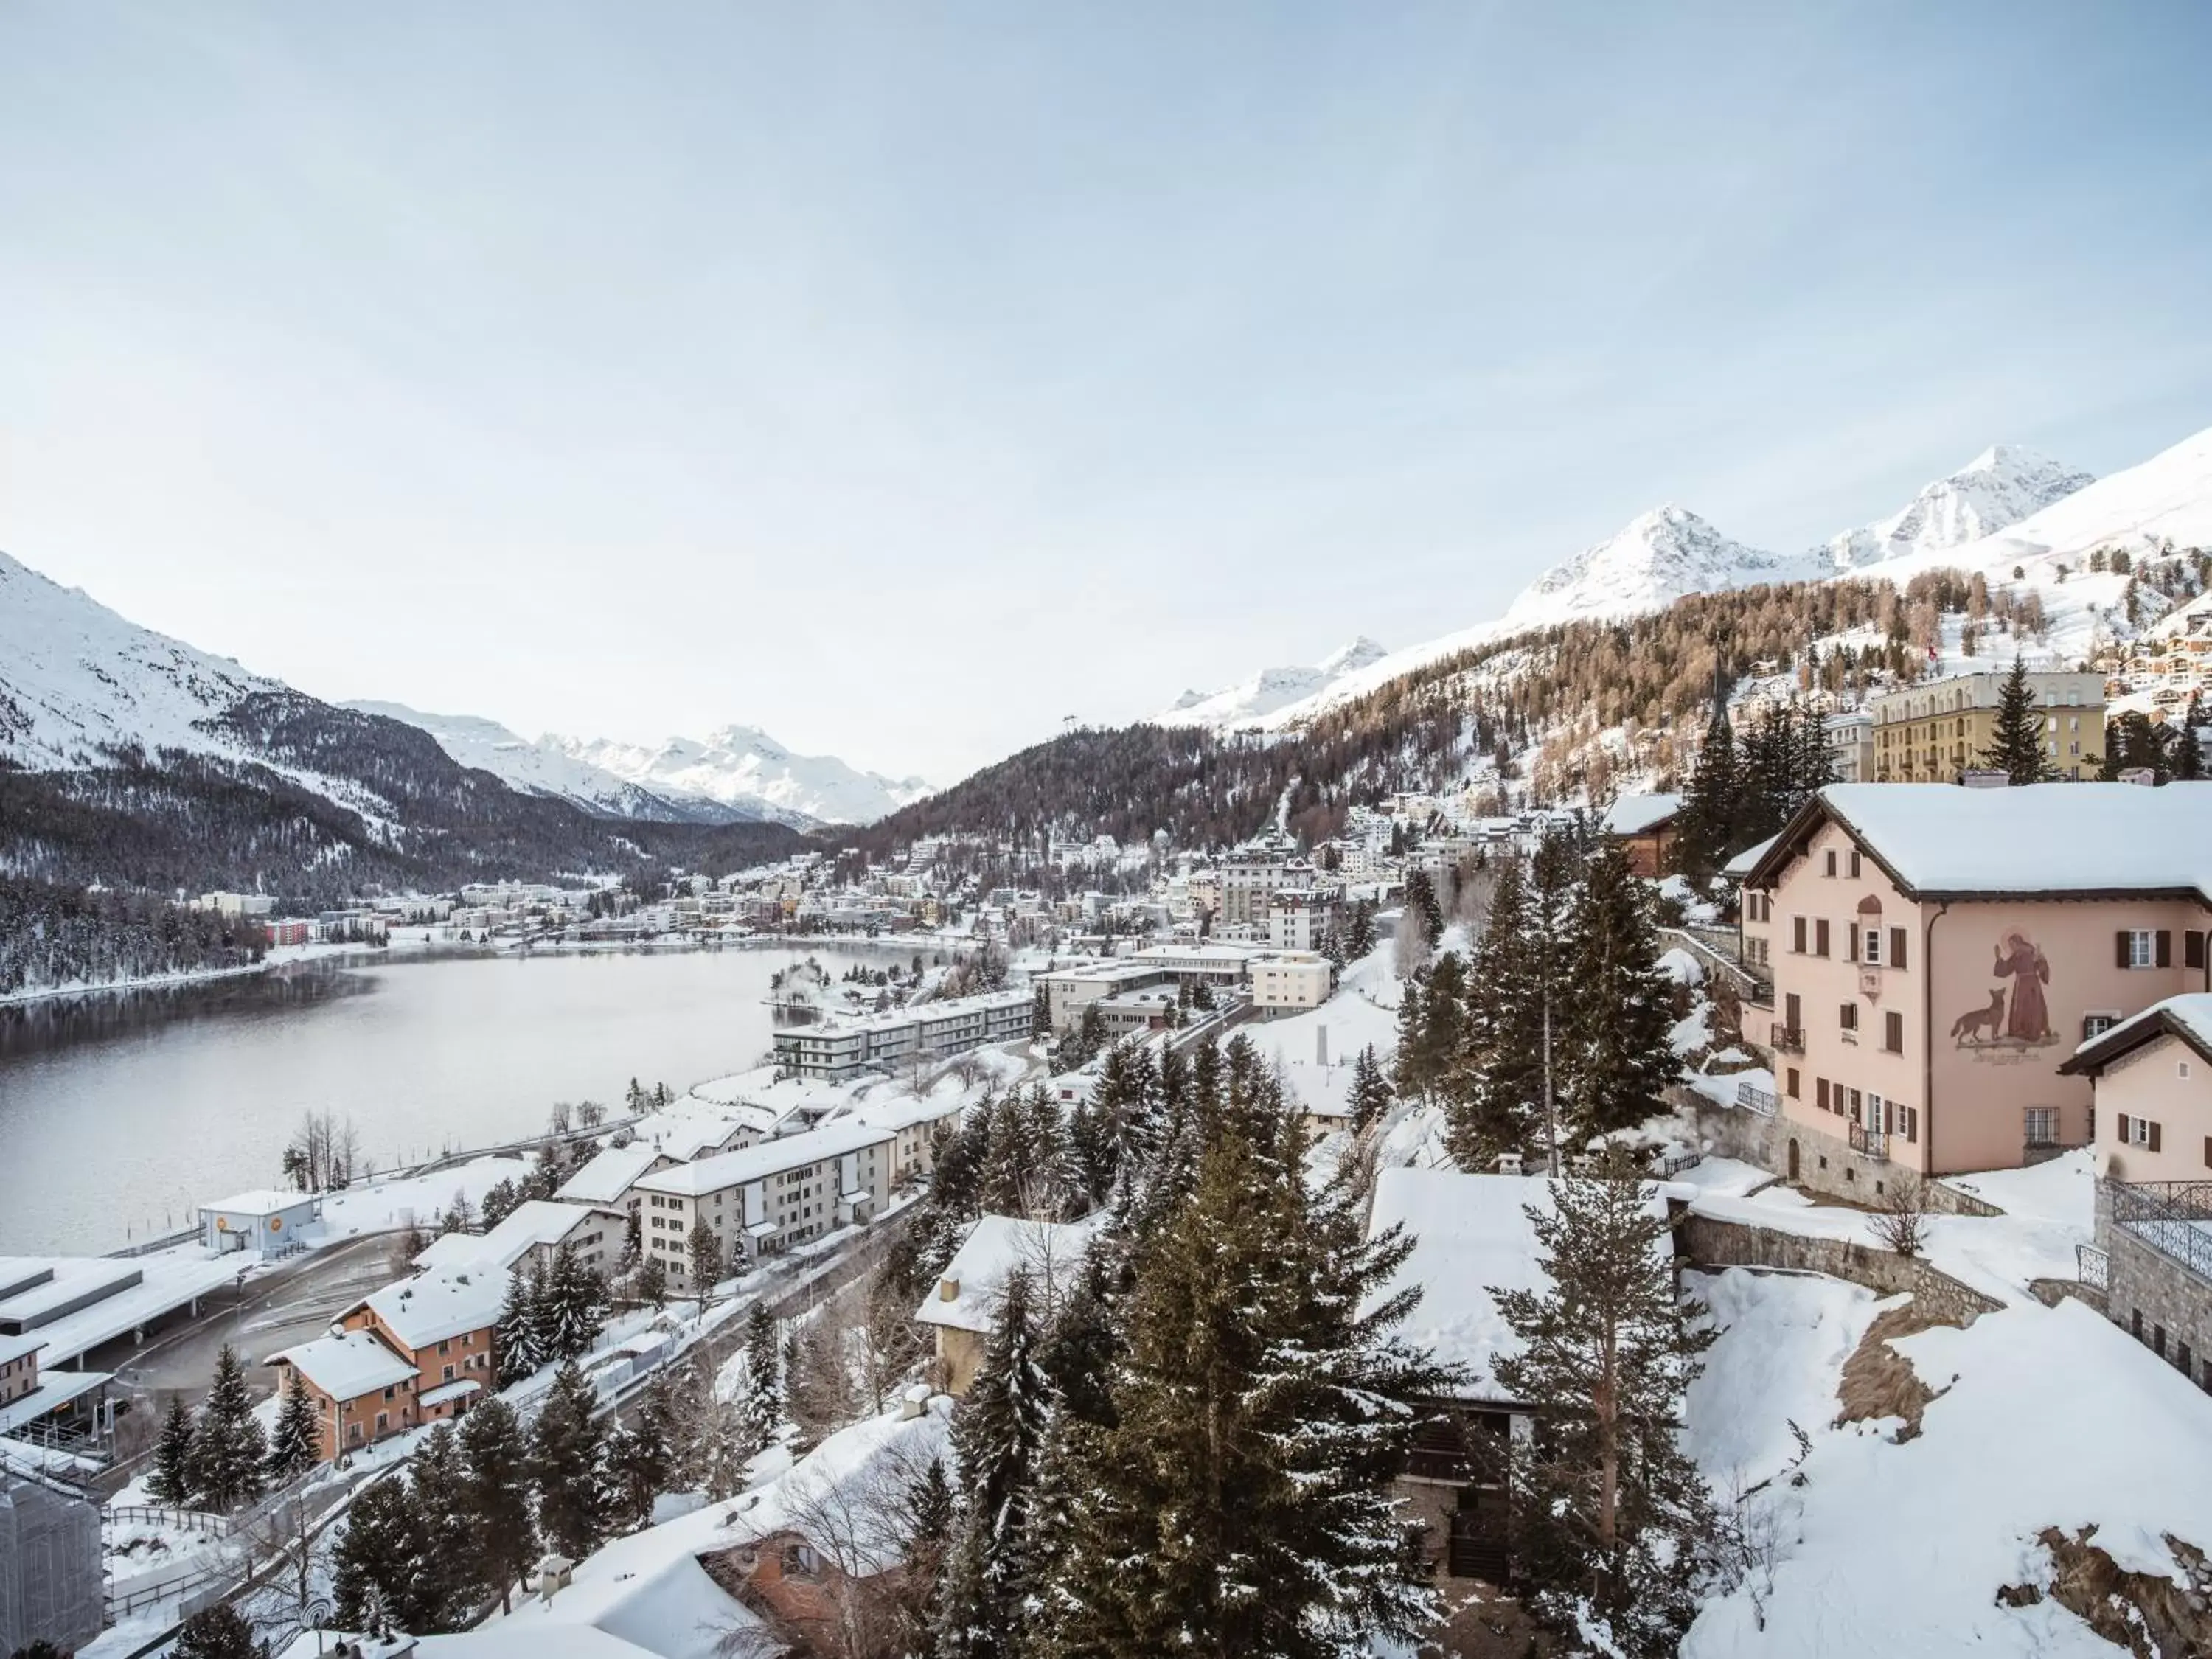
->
[1603, 791, 1683, 837]
[201, 1189, 316, 1217]
[555, 1143, 671, 1206]
[2062, 991, 2212, 1076]
[417, 1200, 619, 1273]
[353, 1265, 508, 1350]
[917, 1212, 1105, 1335]
[1753, 782, 2212, 900]
[270, 1329, 417, 1400]
[633, 1118, 895, 1199]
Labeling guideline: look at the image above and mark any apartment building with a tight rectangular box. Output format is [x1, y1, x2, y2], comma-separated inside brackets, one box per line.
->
[771, 989, 1033, 1082]
[335, 1267, 503, 1432]
[1267, 886, 1340, 953]
[628, 1119, 897, 1281]
[1219, 841, 1296, 940]
[1869, 668, 2104, 782]
[1824, 710, 1875, 783]
[1040, 961, 1171, 1033]
[852, 1096, 967, 1186]
[414, 1199, 627, 1277]
[1742, 783, 2212, 1200]
[1249, 950, 1335, 1015]
[267, 1329, 422, 1459]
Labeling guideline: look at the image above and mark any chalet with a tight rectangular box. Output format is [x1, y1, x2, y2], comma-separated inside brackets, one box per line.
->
[1602, 793, 1683, 879]
[1740, 784, 2212, 1200]
[2061, 993, 2212, 1390]
[1365, 1167, 1676, 1585]
[335, 1266, 505, 1428]
[915, 1213, 1102, 1396]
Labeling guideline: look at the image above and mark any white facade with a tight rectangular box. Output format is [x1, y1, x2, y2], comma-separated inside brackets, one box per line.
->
[200, 1191, 321, 1257]
[630, 1119, 899, 1275]
[772, 989, 1034, 1082]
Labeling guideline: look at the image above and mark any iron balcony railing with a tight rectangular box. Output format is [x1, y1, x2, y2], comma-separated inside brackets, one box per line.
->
[1848, 1122, 1888, 1161]
[1734, 1079, 1779, 1117]
[2111, 1181, 2212, 1286]
[1770, 1023, 1806, 1055]
[2076, 1243, 2110, 1293]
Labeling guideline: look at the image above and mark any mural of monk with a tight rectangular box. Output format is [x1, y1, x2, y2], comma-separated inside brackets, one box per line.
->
[1991, 931, 2051, 1042]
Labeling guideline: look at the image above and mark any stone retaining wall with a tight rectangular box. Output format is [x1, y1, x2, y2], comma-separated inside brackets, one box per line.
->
[2097, 1180, 2212, 1390]
[1679, 1211, 2003, 1325]
[1672, 1088, 2006, 1217]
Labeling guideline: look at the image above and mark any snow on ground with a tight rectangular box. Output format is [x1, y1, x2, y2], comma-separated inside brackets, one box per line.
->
[1943, 1147, 2095, 1232]
[1246, 940, 1400, 1124]
[1658, 946, 1706, 986]
[1686, 1297, 2212, 1658]
[1663, 1156, 1777, 1200]
[1669, 1004, 1714, 1056]
[1684, 1268, 1882, 1495]
[316, 1153, 532, 1238]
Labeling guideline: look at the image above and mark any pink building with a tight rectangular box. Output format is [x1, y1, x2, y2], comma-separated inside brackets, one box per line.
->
[1742, 784, 2212, 1198]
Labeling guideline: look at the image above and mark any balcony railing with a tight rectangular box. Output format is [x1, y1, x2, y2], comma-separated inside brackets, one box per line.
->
[1848, 1122, 1888, 1161]
[1770, 1023, 1805, 1055]
[2111, 1181, 2212, 1286]
[1735, 1079, 1779, 1117]
[2076, 1243, 2110, 1293]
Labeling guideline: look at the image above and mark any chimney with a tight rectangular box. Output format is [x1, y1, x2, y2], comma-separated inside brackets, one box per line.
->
[1315, 1024, 1329, 1067]
[938, 1276, 959, 1301]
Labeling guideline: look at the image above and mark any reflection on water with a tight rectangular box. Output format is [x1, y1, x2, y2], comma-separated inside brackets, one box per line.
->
[0, 947, 886, 1255]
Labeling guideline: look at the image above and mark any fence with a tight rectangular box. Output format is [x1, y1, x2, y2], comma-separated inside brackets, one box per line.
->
[1734, 1079, 1779, 1116]
[104, 1506, 231, 1539]
[2111, 1180, 2212, 1285]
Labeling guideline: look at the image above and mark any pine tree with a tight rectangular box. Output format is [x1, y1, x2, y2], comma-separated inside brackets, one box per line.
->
[1348, 1043, 1393, 1135]
[1031, 982, 1053, 1038]
[1390, 974, 1427, 1097]
[538, 1242, 608, 1361]
[495, 1267, 541, 1387]
[686, 1219, 723, 1304]
[636, 1254, 668, 1310]
[737, 1301, 784, 1460]
[1345, 898, 1377, 960]
[148, 1392, 198, 1506]
[1979, 656, 2058, 783]
[605, 1371, 679, 1531]
[1674, 695, 1742, 879]
[172, 1602, 262, 1659]
[1033, 1099, 1443, 1658]
[1560, 842, 1682, 1144]
[902, 1456, 958, 1658]
[1447, 858, 1546, 1169]
[264, 1371, 320, 1484]
[1489, 1161, 1717, 1655]
[403, 1424, 479, 1632]
[459, 1396, 538, 1614]
[531, 1360, 608, 1561]
[1405, 868, 1445, 945]
[2176, 695, 2208, 782]
[190, 1344, 267, 1511]
[936, 1268, 1053, 1659]
[333, 1476, 422, 1630]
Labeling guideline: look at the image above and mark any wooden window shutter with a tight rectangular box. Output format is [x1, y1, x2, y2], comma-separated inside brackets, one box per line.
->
[2150, 1120, 2163, 1153]
[1846, 925, 1858, 962]
[2117, 1113, 2129, 1143]
[1885, 1010, 1903, 1051]
[2203, 1134, 2211, 1170]
[1786, 1067, 1800, 1099]
[2187, 930, 2207, 971]
[1906, 1106, 1919, 1144]
[1817, 1077, 1829, 1111]
[1816, 919, 1830, 956]
[1794, 916, 1807, 953]
[2118, 931, 2132, 969]
[1891, 926, 1907, 970]
[2157, 931, 2173, 970]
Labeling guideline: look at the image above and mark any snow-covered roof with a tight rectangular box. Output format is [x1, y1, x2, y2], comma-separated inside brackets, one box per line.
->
[353, 1265, 508, 1351]
[555, 1144, 671, 1206]
[1721, 832, 1778, 878]
[0, 1333, 46, 1368]
[633, 1119, 896, 1199]
[1366, 1168, 1672, 1403]
[917, 1213, 1105, 1335]
[1751, 782, 2212, 900]
[416, 1200, 622, 1273]
[201, 1189, 316, 1217]
[2061, 991, 2212, 1076]
[1603, 792, 1683, 837]
[419, 1377, 482, 1410]
[850, 1093, 967, 1134]
[269, 1329, 417, 1400]
[0, 1366, 108, 1436]
[720, 1395, 955, 1575]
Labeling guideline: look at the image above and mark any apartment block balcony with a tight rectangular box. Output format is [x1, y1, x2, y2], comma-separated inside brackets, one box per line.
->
[1848, 1122, 1888, 1161]
[1770, 1023, 1805, 1055]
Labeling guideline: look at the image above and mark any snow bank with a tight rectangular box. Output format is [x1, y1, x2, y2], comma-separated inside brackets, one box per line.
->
[1684, 1268, 1881, 1494]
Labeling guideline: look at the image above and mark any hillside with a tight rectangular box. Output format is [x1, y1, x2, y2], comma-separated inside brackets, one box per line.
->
[0, 551, 803, 902]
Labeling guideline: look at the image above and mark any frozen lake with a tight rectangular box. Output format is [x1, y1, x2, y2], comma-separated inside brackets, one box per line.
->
[0, 945, 903, 1254]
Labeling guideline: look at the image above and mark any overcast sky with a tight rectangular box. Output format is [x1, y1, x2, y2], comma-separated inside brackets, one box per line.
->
[4, 3, 2210, 784]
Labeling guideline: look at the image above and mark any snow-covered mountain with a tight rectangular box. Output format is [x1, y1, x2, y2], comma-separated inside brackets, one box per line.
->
[1818, 445, 2095, 570]
[547, 726, 931, 828]
[341, 702, 762, 826]
[352, 706, 931, 829]
[1158, 638, 1389, 728]
[0, 548, 291, 772]
[1500, 505, 1808, 631]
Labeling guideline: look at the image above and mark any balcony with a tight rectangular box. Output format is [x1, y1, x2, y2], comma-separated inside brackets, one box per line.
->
[2111, 1181, 2212, 1286]
[1848, 1122, 1888, 1160]
[1734, 1079, 1779, 1117]
[1770, 1023, 1805, 1055]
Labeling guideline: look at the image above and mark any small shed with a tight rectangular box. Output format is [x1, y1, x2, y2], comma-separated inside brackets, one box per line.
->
[200, 1189, 321, 1257]
[1601, 793, 1683, 878]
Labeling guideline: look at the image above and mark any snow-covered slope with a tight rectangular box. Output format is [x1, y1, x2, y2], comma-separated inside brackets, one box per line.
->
[342, 702, 754, 825]
[549, 725, 932, 827]
[1502, 505, 1808, 632]
[0, 548, 287, 771]
[1818, 445, 2095, 571]
[1157, 637, 1388, 728]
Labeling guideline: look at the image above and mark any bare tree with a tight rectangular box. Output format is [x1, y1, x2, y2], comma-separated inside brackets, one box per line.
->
[1871, 1174, 1929, 1258]
[577, 1099, 608, 1130]
[1391, 905, 1432, 980]
[548, 1100, 575, 1136]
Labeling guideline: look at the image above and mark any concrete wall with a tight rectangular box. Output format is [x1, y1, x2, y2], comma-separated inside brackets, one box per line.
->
[2097, 1179, 2212, 1392]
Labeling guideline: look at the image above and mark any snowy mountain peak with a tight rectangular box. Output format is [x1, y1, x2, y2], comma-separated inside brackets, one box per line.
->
[1819, 444, 2095, 571]
[543, 726, 931, 827]
[1156, 636, 1394, 729]
[1502, 504, 1801, 630]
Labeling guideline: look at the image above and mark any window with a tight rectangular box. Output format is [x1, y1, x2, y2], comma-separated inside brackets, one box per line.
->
[1888, 925, 1907, 970]
[1825, 849, 1837, 877]
[1786, 1067, 1801, 1099]
[1883, 1011, 1904, 1053]
[2119, 929, 2164, 969]
[1817, 1077, 1830, 1112]
[1848, 850, 1862, 877]
[2025, 1107, 2058, 1147]
[1792, 916, 1807, 953]
[438, 1339, 450, 1355]
[2083, 1012, 2118, 1040]
[2188, 931, 2208, 971]
[1840, 1002, 1859, 1038]
[1815, 919, 1831, 957]
[1862, 928, 1882, 965]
